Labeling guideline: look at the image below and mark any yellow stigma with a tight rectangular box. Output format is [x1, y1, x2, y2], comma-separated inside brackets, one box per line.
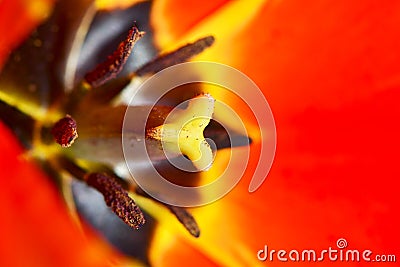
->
[149, 94, 215, 171]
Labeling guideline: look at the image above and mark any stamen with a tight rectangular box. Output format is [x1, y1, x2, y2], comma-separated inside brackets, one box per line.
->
[167, 205, 200, 238]
[79, 36, 215, 106]
[135, 187, 200, 237]
[86, 173, 145, 229]
[135, 36, 215, 77]
[51, 115, 78, 147]
[84, 25, 145, 88]
[55, 156, 145, 230]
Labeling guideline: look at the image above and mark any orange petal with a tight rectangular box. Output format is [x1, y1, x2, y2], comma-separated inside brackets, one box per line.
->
[149, 233, 218, 267]
[151, 0, 230, 47]
[95, 0, 147, 10]
[0, 122, 124, 267]
[153, 0, 400, 115]
[0, 0, 54, 69]
[150, 0, 400, 266]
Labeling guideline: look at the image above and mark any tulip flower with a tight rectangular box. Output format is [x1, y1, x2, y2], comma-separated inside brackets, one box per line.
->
[1, 0, 399, 267]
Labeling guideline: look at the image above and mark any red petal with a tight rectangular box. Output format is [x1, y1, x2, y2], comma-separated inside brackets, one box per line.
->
[0, 123, 122, 267]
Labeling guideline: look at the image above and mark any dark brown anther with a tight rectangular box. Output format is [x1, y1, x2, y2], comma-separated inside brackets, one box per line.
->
[135, 35, 215, 76]
[78, 36, 216, 106]
[135, 187, 200, 237]
[167, 205, 200, 238]
[84, 25, 145, 88]
[51, 115, 78, 147]
[86, 173, 145, 229]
